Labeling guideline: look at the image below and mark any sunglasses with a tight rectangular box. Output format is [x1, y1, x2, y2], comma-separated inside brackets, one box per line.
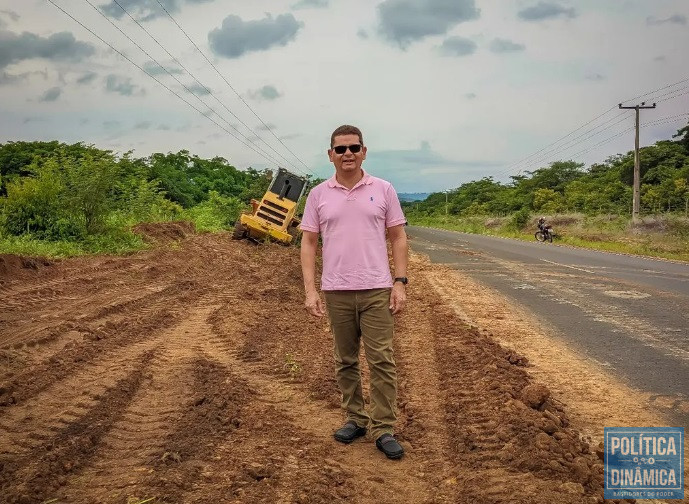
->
[332, 144, 362, 154]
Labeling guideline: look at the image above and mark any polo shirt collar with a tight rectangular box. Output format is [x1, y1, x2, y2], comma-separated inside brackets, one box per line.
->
[327, 169, 373, 190]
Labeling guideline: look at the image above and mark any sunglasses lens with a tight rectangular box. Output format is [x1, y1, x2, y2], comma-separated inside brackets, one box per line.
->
[333, 144, 361, 154]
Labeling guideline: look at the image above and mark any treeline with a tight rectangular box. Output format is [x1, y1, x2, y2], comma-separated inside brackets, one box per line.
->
[0, 141, 281, 244]
[406, 122, 689, 220]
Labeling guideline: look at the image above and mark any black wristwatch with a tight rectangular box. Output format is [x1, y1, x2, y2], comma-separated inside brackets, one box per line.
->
[394, 277, 408, 285]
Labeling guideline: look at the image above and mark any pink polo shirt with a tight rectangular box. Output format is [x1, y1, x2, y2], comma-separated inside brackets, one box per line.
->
[300, 170, 407, 291]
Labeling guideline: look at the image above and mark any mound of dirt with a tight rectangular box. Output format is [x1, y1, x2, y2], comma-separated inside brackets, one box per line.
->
[132, 220, 196, 244]
[0, 254, 52, 281]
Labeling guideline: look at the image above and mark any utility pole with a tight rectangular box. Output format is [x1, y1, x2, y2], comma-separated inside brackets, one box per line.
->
[445, 191, 449, 215]
[618, 101, 656, 221]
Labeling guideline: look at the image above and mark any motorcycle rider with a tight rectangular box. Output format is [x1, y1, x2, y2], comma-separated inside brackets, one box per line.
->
[537, 217, 552, 239]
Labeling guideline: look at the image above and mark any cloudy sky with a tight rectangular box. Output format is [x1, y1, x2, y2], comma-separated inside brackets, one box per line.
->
[1, 0, 688, 193]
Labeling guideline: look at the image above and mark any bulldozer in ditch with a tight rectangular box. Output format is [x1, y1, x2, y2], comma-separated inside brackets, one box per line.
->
[232, 168, 308, 245]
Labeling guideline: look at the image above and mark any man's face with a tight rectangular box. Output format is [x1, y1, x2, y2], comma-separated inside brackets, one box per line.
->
[328, 134, 367, 175]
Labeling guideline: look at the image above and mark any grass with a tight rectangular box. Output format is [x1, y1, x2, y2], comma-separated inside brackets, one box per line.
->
[409, 214, 689, 262]
[0, 230, 149, 258]
[283, 353, 302, 378]
[0, 202, 238, 258]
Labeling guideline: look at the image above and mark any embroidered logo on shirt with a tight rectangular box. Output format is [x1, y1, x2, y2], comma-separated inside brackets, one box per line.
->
[370, 197, 374, 201]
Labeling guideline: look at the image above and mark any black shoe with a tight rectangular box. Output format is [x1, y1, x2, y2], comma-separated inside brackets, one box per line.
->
[334, 421, 367, 444]
[376, 433, 404, 459]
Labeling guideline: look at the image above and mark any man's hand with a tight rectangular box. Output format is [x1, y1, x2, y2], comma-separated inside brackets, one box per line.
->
[305, 290, 326, 317]
[389, 283, 406, 314]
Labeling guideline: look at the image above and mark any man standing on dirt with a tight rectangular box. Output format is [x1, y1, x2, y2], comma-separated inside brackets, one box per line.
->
[300, 124, 408, 460]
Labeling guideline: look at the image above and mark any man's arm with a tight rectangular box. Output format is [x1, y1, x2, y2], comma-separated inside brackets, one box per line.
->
[387, 224, 408, 314]
[300, 230, 326, 317]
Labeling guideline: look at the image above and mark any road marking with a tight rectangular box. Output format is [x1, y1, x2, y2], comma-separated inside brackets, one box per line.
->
[603, 290, 650, 300]
[541, 259, 595, 274]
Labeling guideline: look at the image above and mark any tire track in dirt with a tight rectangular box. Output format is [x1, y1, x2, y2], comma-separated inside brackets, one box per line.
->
[0, 305, 180, 407]
[408, 263, 606, 503]
[0, 350, 155, 504]
[393, 285, 457, 502]
[0, 281, 189, 350]
[57, 305, 232, 503]
[0, 335, 163, 464]
[205, 299, 445, 504]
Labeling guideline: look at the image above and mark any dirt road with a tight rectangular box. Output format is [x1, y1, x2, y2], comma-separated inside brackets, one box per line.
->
[0, 222, 676, 503]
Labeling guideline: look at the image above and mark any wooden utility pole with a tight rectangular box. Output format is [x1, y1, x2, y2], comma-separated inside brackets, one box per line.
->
[618, 101, 656, 221]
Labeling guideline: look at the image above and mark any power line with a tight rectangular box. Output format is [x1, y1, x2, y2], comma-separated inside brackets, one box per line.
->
[501, 106, 618, 173]
[47, 0, 283, 168]
[152, 0, 311, 173]
[656, 88, 689, 104]
[621, 75, 689, 104]
[568, 127, 634, 159]
[82, 0, 289, 170]
[643, 112, 689, 126]
[506, 112, 632, 175]
[559, 113, 688, 160]
[499, 75, 689, 179]
[515, 111, 630, 173]
[107, 0, 307, 175]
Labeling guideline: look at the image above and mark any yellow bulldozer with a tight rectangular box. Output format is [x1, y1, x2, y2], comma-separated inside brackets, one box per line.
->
[232, 168, 308, 245]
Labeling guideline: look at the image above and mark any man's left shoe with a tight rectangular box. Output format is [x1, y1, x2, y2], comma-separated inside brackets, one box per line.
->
[375, 433, 404, 459]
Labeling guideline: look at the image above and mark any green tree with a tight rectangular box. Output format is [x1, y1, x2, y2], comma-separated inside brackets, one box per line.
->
[0, 159, 81, 239]
[532, 188, 564, 214]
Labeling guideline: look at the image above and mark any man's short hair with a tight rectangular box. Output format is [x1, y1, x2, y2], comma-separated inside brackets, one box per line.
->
[330, 125, 363, 148]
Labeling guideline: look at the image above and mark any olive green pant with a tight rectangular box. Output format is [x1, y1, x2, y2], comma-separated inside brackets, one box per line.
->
[323, 288, 397, 440]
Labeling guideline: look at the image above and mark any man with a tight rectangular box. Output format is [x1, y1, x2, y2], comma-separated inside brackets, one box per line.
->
[300, 124, 408, 460]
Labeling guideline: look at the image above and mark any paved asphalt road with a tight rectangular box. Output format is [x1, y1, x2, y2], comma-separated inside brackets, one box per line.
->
[406, 226, 689, 428]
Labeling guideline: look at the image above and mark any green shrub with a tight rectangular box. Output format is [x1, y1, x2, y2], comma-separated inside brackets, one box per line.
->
[509, 208, 531, 230]
[0, 161, 82, 239]
[182, 191, 246, 232]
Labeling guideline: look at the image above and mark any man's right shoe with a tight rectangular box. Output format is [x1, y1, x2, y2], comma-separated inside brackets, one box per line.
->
[334, 421, 367, 444]
[375, 433, 405, 459]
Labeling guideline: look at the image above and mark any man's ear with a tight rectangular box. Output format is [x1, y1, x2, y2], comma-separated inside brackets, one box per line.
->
[327, 149, 334, 162]
[362, 145, 367, 160]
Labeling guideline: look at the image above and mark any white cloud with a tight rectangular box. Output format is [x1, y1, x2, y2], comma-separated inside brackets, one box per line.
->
[0, 30, 94, 69]
[377, 0, 480, 48]
[439, 37, 477, 57]
[105, 74, 144, 96]
[208, 14, 303, 59]
[39, 86, 61, 102]
[647, 14, 687, 26]
[489, 38, 526, 53]
[518, 2, 577, 21]
[247, 85, 282, 101]
[291, 0, 328, 9]
[100, 0, 213, 22]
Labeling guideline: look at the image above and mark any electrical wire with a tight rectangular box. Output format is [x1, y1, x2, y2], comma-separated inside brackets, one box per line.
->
[499, 75, 689, 177]
[621, 76, 689, 105]
[152, 0, 312, 173]
[568, 112, 689, 159]
[514, 111, 628, 171]
[107, 0, 308, 175]
[500, 106, 618, 173]
[82, 0, 291, 169]
[47, 0, 284, 168]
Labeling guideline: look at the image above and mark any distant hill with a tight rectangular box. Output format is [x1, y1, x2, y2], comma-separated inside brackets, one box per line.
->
[398, 192, 430, 202]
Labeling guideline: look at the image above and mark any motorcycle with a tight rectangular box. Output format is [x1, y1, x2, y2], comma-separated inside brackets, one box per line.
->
[535, 224, 554, 243]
